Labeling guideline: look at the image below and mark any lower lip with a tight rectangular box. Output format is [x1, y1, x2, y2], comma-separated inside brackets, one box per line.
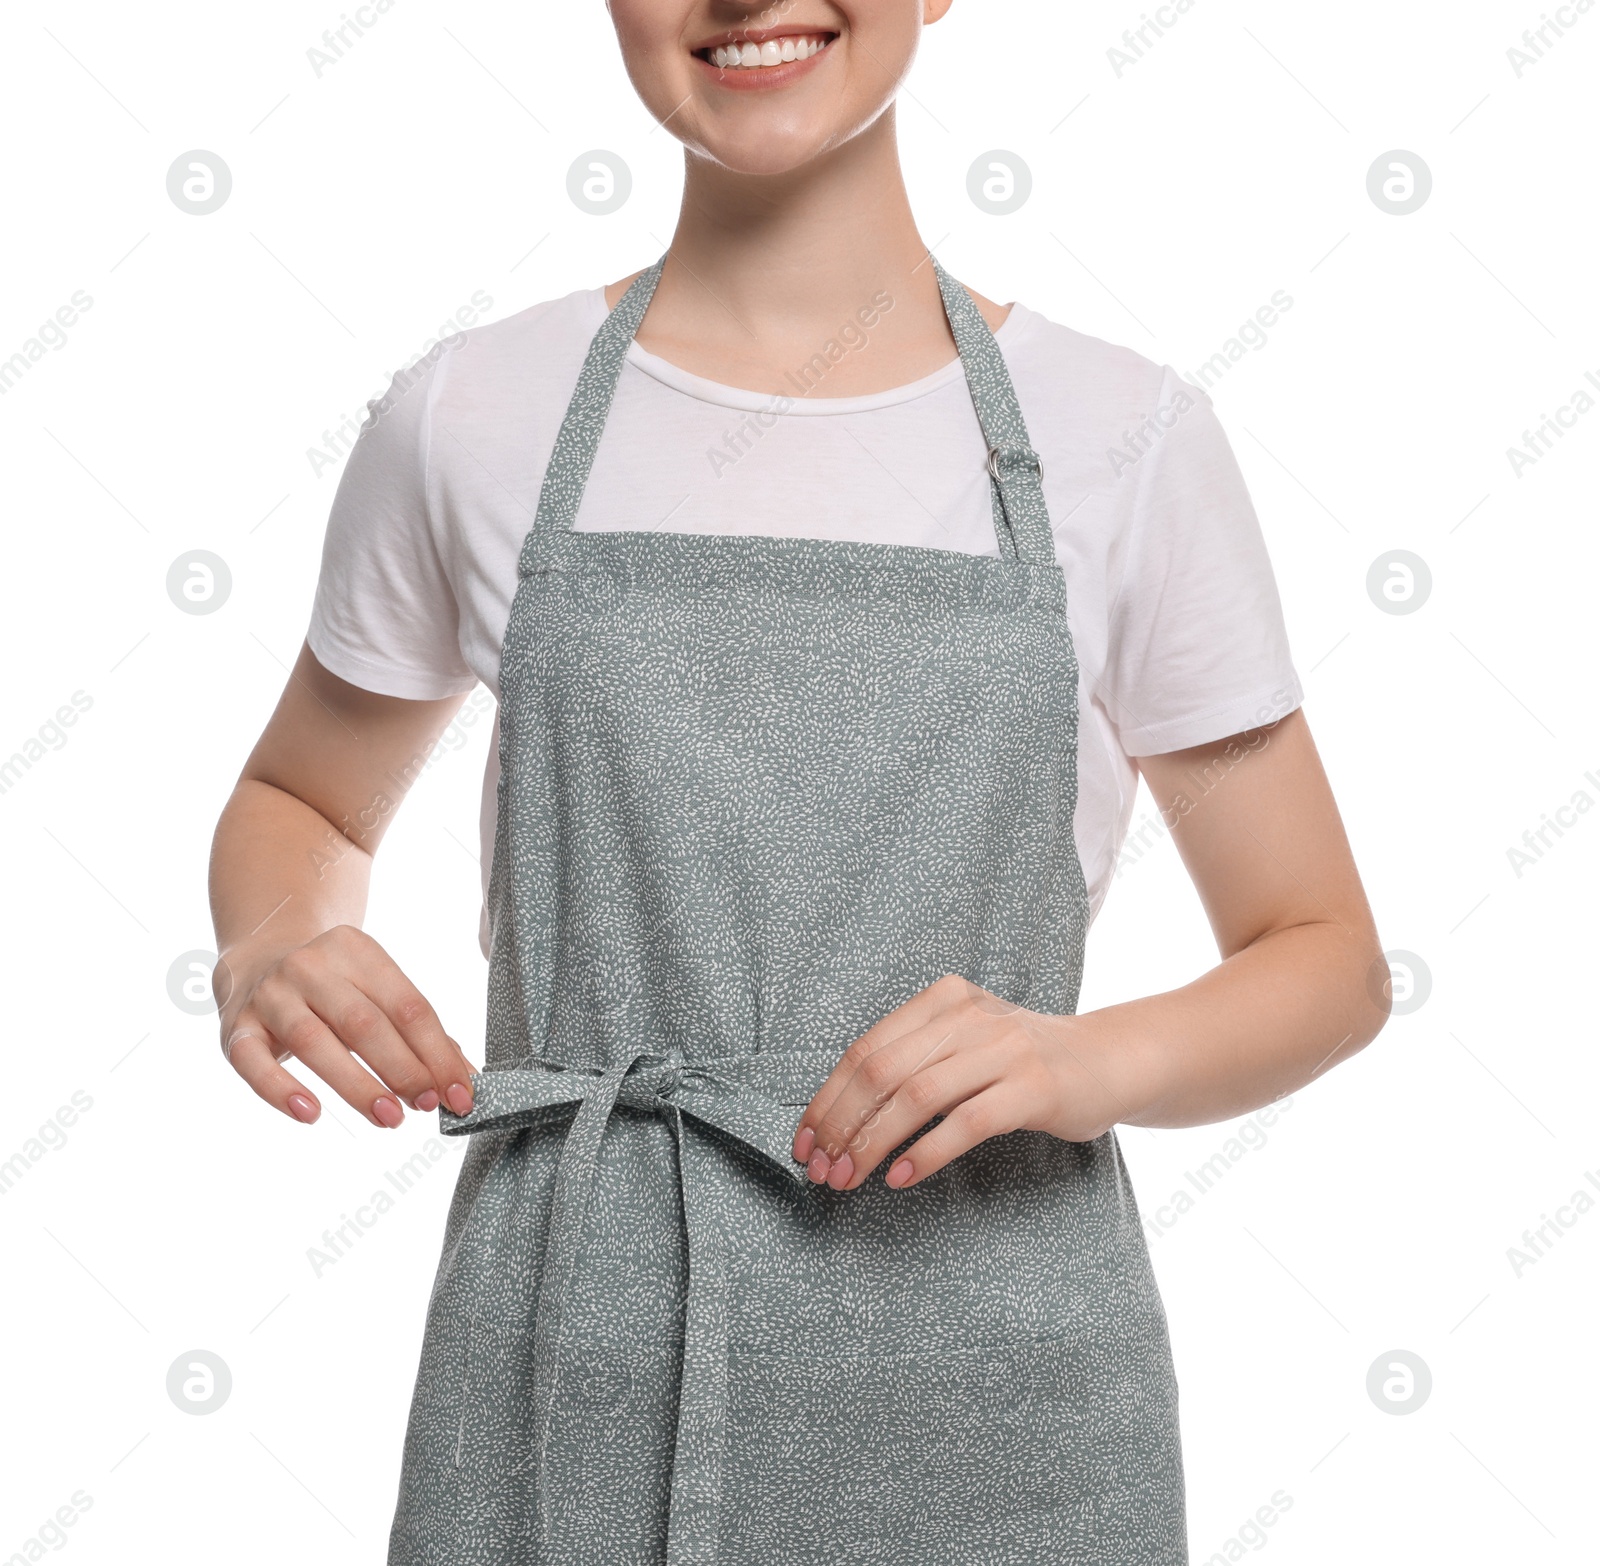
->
[690, 39, 836, 92]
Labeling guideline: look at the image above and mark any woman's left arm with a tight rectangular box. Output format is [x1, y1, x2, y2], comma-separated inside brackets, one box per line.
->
[1092, 704, 1390, 1128]
[795, 707, 1392, 1188]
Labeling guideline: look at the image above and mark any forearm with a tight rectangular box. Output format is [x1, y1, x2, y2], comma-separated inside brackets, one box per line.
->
[1077, 918, 1389, 1131]
[208, 777, 374, 1007]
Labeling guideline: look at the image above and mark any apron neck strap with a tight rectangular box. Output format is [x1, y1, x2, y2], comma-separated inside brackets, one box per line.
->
[928, 256, 1057, 566]
[524, 249, 1057, 567]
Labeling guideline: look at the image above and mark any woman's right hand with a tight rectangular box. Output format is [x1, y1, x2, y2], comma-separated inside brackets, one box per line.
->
[214, 924, 478, 1128]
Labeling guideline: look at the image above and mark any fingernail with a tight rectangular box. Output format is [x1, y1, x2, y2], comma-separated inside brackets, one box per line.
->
[807, 1151, 830, 1183]
[446, 1082, 473, 1115]
[887, 1158, 913, 1187]
[372, 1096, 404, 1129]
[793, 1126, 815, 1162]
[827, 1153, 854, 1189]
[415, 1089, 440, 1112]
[287, 1094, 319, 1124]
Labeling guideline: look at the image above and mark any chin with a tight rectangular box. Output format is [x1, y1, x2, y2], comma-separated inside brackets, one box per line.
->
[687, 131, 837, 177]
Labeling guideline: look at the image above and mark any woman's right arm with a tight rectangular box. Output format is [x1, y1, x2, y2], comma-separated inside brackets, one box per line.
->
[208, 641, 480, 1129]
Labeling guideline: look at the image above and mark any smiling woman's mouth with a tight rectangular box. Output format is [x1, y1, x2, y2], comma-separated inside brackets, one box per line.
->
[692, 30, 839, 72]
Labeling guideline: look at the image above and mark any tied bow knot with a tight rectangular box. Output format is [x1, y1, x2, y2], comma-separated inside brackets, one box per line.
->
[616, 1048, 688, 1110]
[438, 1042, 841, 1564]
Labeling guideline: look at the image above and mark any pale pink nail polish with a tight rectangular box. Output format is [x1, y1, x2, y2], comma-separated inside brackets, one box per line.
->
[446, 1082, 473, 1115]
[807, 1151, 830, 1182]
[828, 1153, 854, 1188]
[415, 1089, 440, 1112]
[373, 1096, 404, 1128]
[887, 1158, 913, 1187]
[793, 1126, 815, 1162]
[287, 1094, 319, 1124]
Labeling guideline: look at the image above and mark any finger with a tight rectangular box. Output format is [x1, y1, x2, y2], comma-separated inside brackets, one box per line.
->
[251, 974, 410, 1128]
[224, 1015, 324, 1124]
[816, 1028, 1007, 1191]
[335, 929, 478, 1114]
[795, 973, 970, 1162]
[806, 1006, 973, 1170]
[279, 948, 445, 1114]
[881, 1082, 1026, 1190]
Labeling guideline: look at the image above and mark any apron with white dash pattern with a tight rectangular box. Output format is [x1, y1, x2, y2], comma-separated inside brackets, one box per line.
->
[387, 251, 1186, 1565]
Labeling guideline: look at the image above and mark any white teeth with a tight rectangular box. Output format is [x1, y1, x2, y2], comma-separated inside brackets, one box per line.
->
[707, 34, 831, 68]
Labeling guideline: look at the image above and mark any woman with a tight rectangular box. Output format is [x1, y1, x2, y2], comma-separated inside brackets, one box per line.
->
[209, 2, 1390, 1561]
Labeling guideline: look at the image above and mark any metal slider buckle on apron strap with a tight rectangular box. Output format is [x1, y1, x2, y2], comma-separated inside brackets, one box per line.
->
[439, 1045, 838, 1564]
[986, 442, 1043, 483]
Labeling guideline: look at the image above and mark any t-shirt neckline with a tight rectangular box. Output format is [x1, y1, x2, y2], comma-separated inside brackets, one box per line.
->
[584, 285, 1030, 416]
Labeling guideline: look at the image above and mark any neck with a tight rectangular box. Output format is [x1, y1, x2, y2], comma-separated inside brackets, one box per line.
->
[625, 106, 999, 397]
[671, 108, 925, 331]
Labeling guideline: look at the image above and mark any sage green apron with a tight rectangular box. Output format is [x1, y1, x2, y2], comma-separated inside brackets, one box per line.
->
[388, 252, 1186, 1564]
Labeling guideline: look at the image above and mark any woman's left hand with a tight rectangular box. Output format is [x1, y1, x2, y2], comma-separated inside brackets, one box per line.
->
[791, 974, 1141, 1190]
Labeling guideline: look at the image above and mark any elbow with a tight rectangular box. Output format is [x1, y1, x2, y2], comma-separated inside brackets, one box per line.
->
[1347, 930, 1396, 1056]
[1288, 918, 1393, 1072]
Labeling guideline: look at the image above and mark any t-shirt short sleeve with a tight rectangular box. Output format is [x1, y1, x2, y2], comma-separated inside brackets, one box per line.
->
[305, 349, 479, 700]
[1100, 363, 1304, 756]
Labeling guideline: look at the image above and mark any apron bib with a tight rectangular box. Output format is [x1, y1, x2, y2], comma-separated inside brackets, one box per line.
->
[388, 253, 1186, 1565]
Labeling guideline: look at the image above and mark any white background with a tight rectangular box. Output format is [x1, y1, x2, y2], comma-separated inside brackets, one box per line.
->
[2, 0, 1595, 1561]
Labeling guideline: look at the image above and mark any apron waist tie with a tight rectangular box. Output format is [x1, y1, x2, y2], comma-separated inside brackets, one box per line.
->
[438, 1045, 836, 1565]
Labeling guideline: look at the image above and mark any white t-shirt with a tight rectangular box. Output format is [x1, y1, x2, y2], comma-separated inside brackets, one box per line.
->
[307, 283, 1304, 959]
